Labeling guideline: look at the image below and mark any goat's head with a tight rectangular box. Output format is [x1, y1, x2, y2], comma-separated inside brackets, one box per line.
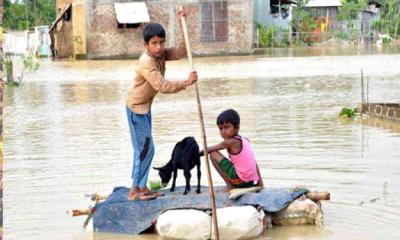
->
[153, 164, 172, 187]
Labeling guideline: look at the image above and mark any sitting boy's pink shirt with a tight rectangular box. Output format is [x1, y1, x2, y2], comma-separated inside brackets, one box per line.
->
[228, 136, 259, 182]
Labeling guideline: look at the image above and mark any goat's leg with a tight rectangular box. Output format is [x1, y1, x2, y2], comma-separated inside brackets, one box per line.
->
[170, 168, 178, 192]
[183, 170, 191, 195]
[196, 162, 201, 193]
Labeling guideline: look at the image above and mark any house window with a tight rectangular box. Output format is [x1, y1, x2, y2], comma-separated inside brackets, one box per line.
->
[117, 22, 141, 29]
[200, 1, 228, 42]
[270, 0, 280, 14]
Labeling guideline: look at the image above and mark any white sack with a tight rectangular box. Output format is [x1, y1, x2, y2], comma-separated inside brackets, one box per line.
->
[272, 196, 323, 226]
[212, 206, 265, 240]
[156, 209, 211, 240]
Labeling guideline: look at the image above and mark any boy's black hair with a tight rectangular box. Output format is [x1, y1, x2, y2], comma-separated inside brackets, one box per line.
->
[216, 109, 240, 127]
[143, 23, 166, 43]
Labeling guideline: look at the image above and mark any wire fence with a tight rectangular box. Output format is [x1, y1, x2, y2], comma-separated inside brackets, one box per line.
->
[256, 20, 380, 48]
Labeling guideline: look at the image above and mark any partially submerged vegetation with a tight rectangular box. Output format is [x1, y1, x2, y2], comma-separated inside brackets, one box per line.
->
[4, 53, 40, 87]
[339, 108, 357, 119]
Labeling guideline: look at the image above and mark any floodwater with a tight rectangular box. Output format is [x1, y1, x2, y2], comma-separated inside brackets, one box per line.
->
[4, 46, 400, 240]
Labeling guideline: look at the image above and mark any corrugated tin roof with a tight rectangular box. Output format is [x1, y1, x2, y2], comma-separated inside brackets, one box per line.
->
[114, 2, 150, 24]
[305, 0, 342, 7]
[271, 0, 297, 4]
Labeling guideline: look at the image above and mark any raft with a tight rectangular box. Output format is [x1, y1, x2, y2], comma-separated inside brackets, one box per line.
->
[90, 185, 323, 235]
[362, 103, 400, 121]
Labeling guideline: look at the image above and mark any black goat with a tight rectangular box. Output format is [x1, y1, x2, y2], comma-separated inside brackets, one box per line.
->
[153, 137, 201, 195]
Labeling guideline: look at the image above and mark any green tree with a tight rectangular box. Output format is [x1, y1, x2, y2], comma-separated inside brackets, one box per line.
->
[292, 0, 318, 44]
[3, 0, 28, 30]
[373, 0, 400, 39]
[338, 0, 368, 40]
[3, 0, 56, 31]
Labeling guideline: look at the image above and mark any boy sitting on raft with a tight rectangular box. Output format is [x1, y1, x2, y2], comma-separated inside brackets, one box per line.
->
[200, 109, 263, 190]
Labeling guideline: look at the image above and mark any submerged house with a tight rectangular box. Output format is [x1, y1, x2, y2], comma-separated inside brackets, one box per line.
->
[49, 2, 76, 58]
[357, 1, 381, 41]
[52, 0, 254, 59]
[254, 0, 296, 30]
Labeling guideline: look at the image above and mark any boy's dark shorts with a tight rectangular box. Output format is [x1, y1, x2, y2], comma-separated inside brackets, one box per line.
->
[219, 158, 255, 188]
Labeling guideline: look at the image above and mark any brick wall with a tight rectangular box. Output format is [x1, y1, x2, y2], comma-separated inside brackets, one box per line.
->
[365, 103, 400, 121]
[86, 0, 254, 59]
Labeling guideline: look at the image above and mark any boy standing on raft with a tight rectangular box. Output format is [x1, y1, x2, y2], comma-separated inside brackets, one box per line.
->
[126, 7, 198, 201]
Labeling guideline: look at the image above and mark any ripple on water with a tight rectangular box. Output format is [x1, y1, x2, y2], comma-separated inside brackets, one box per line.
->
[4, 53, 400, 240]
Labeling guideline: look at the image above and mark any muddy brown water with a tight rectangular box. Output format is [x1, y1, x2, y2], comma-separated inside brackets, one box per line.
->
[4, 46, 400, 239]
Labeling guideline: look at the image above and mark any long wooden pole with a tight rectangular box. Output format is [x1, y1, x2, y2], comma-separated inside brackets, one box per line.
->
[180, 13, 220, 240]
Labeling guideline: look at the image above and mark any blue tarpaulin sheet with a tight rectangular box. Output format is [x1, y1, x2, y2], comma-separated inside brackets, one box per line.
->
[93, 186, 308, 235]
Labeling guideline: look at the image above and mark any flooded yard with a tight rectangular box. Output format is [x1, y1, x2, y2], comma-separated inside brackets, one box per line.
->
[4, 47, 400, 239]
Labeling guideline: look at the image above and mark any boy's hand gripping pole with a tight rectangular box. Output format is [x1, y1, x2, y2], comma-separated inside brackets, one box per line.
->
[180, 8, 220, 240]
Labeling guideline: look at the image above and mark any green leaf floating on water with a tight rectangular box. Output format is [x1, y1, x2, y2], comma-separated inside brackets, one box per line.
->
[339, 108, 355, 118]
[149, 180, 162, 190]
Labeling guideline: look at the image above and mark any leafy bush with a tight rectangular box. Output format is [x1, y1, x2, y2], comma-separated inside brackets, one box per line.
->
[257, 24, 268, 47]
[22, 54, 40, 71]
[265, 26, 278, 47]
[257, 24, 291, 48]
[339, 108, 356, 118]
[334, 30, 348, 40]
[149, 180, 162, 190]
[4, 53, 40, 87]
[280, 28, 291, 47]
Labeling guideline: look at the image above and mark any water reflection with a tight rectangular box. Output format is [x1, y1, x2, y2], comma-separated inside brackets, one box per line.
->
[60, 82, 123, 104]
[4, 51, 400, 240]
[356, 117, 400, 134]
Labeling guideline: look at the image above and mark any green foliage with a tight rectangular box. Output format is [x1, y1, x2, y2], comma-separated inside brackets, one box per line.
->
[381, 35, 393, 44]
[338, 0, 368, 22]
[334, 30, 348, 40]
[373, 0, 400, 39]
[257, 24, 276, 47]
[3, 56, 19, 86]
[257, 24, 290, 48]
[292, 6, 318, 32]
[149, 180, 162, 191]
[22, 54, 40, 71]
[73, 36, 82, 45]
[338, 0, 368, 42]
[265, 26, 278, 47]
[339, 108, 356, 118]
[4, 53, 40, 87]
[292, 3, 318, 44]
[3, 58, 11, 77]
[280, 28, 291, 47]
[73, 35, 83, 56]
[257, 24, 269, 47]
[3, 0, 56, 30]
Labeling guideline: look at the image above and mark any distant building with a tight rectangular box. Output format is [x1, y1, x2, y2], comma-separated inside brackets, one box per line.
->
[305, 0, 342, 31]
[3, 31, 34, 55]
[34, 26, 51, 57]
[254, 0, 296, 30]
[52, 0, 254, 59]
[358, 1, 381, 41]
